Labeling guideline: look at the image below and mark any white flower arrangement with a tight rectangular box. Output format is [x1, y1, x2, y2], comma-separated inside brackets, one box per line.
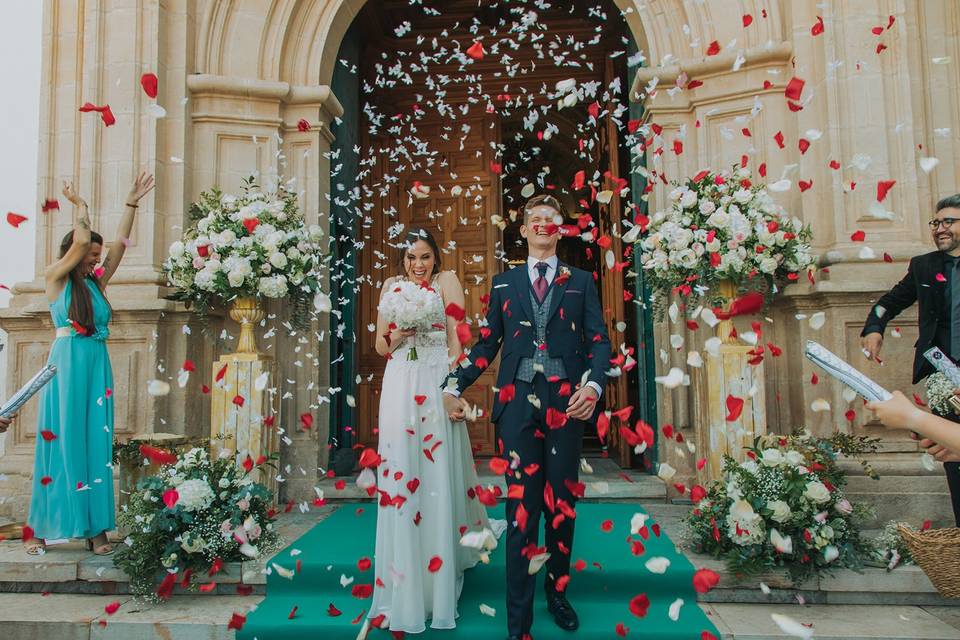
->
[687, 432, 877, 580]
[163, 177, 328, 327]
[632, 166, 815, 313]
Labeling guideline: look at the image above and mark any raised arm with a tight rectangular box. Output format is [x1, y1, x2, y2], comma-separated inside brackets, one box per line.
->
[100, 172, 154, 286]
[45, 181, 93, 287]
[861, 258, 918, 332]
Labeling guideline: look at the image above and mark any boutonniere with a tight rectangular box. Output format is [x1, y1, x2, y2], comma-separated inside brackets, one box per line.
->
[555, 266, 572, 285]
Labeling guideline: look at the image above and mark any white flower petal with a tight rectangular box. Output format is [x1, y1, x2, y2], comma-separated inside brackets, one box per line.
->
[771, 613, 814, 639]
[645, 557, 671, 574]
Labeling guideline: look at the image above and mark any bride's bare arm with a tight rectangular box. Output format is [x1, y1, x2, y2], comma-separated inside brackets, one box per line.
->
[437, 270, 466, 370]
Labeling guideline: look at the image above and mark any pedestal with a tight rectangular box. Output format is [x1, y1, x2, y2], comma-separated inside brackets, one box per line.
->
[695, 281, 767, 485]
[209, 353, 280, 499]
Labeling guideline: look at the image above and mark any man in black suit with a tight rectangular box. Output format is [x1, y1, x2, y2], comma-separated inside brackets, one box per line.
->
[444, 194, 611, 640]
[861, 194, 960, 525]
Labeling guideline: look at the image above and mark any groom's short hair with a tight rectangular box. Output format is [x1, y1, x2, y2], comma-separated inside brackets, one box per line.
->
[523, 194, 564, 223]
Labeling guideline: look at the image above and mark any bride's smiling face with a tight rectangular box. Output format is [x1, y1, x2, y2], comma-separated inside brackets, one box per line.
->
[403, 240, 436, 283]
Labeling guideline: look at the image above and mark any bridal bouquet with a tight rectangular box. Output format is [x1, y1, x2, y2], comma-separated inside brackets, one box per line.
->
[686, 432, 877, 581]
[925, 373, 960, 416]
[114, 447, 279, 601]
[163, 176, 327, 327]
[629, 165, 814, 313]
[377, 279, 444, 360]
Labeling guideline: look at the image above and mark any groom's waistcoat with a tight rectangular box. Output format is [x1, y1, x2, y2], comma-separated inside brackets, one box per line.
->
[516, 288, 567, 382]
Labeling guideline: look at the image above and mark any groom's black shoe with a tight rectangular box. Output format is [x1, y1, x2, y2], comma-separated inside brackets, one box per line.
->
[546, 592, 579, 631]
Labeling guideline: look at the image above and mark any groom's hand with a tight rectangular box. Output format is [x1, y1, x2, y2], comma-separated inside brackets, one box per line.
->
[443, 393, 469, 421]
[566, 385, 598, 420]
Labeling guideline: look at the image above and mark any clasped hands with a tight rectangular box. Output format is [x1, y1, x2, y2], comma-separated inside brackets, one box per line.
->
[443, 384, 598, 422]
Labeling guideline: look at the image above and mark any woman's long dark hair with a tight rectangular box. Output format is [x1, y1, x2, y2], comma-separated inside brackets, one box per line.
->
[397, 227, 442, 279]
[58, 230, 109, 335]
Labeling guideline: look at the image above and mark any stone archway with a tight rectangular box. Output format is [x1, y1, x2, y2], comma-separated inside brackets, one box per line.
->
[185, 0, 790, 500]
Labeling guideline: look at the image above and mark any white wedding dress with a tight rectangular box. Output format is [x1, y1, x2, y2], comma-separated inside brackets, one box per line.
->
[367, 276, 505, 634]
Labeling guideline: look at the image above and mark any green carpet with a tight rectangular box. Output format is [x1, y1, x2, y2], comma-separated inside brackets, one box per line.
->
[239, 502, 720, 639]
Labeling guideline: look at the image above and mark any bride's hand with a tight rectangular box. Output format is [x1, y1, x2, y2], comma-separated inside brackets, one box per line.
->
[389, 327, 416, 344]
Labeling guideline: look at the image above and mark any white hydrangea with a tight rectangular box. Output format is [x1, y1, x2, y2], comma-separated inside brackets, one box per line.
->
[258, 275, 289, 298]
[176, 478, 215, 512]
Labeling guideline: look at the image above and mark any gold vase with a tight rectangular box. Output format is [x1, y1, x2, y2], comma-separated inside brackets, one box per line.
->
[229, 297, 264, 354]
[716, 279, 738, 344]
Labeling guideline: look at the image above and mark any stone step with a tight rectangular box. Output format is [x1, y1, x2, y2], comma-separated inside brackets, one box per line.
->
[0, 510, 329, 596]
[0, 593, 261, 640]
[692, 553, 960, 607]
[705, 603, 960, 639]
[319, 460, 667, 503]
[1, 593, 957, 640]
[846, 488, 954, 529]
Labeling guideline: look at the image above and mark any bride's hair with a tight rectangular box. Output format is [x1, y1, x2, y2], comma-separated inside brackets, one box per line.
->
[398, 227, 442, 278]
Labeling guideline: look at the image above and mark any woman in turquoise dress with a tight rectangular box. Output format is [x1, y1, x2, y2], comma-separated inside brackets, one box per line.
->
[24, 174, 154, 555]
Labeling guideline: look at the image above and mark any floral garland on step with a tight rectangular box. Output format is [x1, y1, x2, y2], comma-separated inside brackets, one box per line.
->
[114, 447, 280, 601]
[685, 431, 879, 582]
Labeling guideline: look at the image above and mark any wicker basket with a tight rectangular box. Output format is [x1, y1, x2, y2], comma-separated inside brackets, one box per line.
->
[898, 523, 960, 598]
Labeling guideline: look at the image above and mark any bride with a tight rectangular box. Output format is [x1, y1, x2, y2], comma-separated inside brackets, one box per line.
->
[362, 227, 503, 635]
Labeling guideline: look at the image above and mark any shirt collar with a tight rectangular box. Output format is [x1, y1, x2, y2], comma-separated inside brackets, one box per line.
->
[527, 255, 558, 272]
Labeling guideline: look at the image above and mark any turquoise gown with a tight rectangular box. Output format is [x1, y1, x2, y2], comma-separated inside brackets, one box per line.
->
[28, 278, 115, 540]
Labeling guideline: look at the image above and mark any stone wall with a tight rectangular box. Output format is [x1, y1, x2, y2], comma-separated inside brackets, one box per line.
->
[1, 0, 955, 519]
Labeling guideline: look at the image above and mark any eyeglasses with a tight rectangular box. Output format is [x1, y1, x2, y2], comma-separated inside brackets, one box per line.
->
[929, 218, 960, 230]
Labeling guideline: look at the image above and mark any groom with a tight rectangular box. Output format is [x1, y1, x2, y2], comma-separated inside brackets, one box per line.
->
[443, 194, 611, 640]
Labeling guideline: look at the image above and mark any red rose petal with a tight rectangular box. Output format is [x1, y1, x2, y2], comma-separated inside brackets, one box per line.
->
[725, 395, 744, 422]
[693, 567, 721, 593]
[162, 488, 179, 509]
[877, 179, 896, 202]
[6, 212, 27, 228]
[140, 73, 158, 98]
[629, 593, 650, 618]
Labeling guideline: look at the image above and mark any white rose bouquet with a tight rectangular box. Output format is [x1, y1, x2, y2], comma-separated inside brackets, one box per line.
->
[376, 279, 445, 360]
[163, 176, 328, 328]
[631, 165, 815, 315]
[686, 432, 878, 581]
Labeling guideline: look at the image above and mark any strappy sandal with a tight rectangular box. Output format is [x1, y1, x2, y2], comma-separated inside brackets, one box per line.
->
[23, 539, 45, 555]
[86, 534, 114, 556]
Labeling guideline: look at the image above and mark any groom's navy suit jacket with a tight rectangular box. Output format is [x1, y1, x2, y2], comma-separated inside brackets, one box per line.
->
[447, 261, 612, 423]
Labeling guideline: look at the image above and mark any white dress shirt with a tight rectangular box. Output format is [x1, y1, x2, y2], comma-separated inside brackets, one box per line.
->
[528, 255, 559, 287]
[445, 254, 603, 400]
